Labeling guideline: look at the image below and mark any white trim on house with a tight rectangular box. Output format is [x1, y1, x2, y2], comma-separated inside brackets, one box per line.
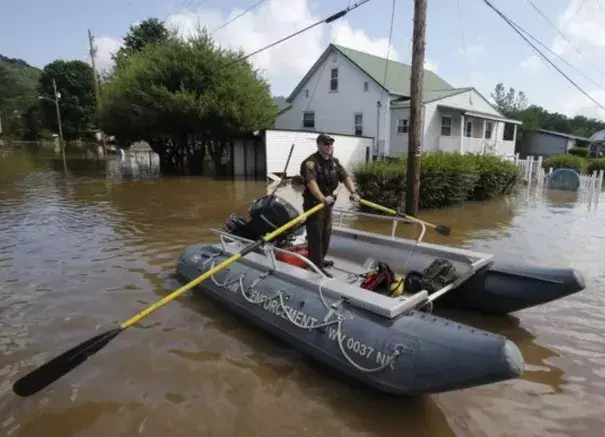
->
[274, 44, 523, 160]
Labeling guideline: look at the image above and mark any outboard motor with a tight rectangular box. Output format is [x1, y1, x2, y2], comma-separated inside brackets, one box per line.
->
[224, 195, 304, 245]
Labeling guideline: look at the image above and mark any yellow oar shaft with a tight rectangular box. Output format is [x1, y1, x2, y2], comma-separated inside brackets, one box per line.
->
[121, 202, 325, 329]
[121, 253, 243, 328]
[359, 198, 439, 230]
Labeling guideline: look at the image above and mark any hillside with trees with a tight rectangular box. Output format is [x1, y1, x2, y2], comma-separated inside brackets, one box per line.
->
[0, 55, 41, 139]
[491, 82, 605, 143]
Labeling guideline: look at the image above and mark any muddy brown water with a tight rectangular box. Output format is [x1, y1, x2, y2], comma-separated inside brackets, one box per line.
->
[1, 144, 605, 437]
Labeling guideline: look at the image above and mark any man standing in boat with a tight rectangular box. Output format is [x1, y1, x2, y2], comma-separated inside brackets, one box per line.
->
[300, 133, 360, 275]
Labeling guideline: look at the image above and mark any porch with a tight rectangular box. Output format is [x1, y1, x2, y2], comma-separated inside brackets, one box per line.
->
[433, 105, 521, 158]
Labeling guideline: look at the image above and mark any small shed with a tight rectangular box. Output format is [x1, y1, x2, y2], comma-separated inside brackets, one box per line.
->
[588, 129, 605, 158]
[230, 129, 374, 179]
[519, 129, 589, 158]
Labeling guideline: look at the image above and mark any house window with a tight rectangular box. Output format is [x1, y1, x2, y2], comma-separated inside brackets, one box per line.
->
[465, 120, 473, 137]
[503, 123, 515, 141]
[303, 111, 315, 129]
[441, 116, 452, 136]
[397, 118, 408, 134]
[354, 113, 363, 136]
[330, 68, 338, 92]
[485, 121, 493, 139]
[364, 81, 369, 92]
[305, 89, 309, 98]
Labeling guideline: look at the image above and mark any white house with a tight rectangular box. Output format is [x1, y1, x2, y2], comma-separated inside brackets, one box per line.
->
[275, 44, 523, 158]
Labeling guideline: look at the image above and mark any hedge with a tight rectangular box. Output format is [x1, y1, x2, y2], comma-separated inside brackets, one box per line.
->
[587, 158, 605, 173]
[568, 147, 589, 158]
[541, 154, 587, 173]
[351, 151, 521, 210]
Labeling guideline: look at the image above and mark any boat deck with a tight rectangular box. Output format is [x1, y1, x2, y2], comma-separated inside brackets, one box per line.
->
[207, 206, 493, 320]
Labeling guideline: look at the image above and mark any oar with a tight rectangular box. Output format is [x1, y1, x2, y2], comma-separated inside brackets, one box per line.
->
[358, 199, 451, 236]
[12, 202, 325, 397]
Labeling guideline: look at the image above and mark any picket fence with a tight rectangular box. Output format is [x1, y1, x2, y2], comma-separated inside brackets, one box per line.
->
[513, 154, 604, 193]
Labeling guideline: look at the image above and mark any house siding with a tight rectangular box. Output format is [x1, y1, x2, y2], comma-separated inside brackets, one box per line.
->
[436, 89, 502, 116]
[421, 105, 515, 155]
[522, 132, 570, 157]
[389, 107, 410, 157]
[263, 129, 372, 177]
[275, 47, 391, 156]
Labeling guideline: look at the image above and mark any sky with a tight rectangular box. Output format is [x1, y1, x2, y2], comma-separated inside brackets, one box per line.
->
[2, 0, 605, 122]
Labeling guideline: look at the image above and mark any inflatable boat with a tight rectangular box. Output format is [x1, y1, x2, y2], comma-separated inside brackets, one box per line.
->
[176, 195, 527, 396]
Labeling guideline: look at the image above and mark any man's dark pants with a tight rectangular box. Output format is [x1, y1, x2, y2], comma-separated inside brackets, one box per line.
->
[303, 198, 332, 268]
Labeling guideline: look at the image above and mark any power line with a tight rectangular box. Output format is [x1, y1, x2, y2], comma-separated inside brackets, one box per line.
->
[216, 0, 372, 71]
[508, 14, 605, 93]
[211, 0, 267, 34]
[523, 0, 605, 86]
[382, 0, 396, 85]
[481, 0, 605, 113]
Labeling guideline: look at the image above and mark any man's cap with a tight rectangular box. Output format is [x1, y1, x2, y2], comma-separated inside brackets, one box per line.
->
[316, 133, 335, 144]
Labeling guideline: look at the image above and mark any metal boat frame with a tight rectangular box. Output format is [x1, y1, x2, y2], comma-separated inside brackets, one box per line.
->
[206, 206, 493, 320]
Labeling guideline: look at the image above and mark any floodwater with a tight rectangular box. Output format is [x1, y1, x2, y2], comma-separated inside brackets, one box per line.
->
[1, 143, 604, 437]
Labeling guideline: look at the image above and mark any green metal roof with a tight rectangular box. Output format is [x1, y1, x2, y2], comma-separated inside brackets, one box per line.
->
[333, 44, 455, 96]
[272, 96, 291, 114]
[390, 88, 473, 108]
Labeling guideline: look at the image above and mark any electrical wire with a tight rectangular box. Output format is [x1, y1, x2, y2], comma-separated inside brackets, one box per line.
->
[211, 0, 267, 34]
[215, 0, 373, 71]
[382, 0, 396, 86]
[510, 14, 605, 93]
[481, 0, 605, 113]
[286, 0, 352, 149]
[523, 0, 605, 88]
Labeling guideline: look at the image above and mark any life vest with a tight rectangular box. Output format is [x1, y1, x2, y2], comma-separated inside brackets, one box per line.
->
[275, 244, 309, 268]
[360, 262, 406, 297]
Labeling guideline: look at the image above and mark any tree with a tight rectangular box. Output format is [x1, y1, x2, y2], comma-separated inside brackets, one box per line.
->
[491, 82, 529, 116]
[113, 18, 171, 69]
[37, 59, 97, 141]
[491, 82, 605, 147]
[99, 28, 278, 175]
[0, 55, 40, 139]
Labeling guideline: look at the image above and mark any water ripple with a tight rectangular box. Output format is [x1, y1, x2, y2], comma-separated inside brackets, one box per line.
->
[2, 148, 605, 437]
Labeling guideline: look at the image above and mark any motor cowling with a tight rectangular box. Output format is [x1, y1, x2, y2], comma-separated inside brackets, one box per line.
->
[224, 195, 304, 244]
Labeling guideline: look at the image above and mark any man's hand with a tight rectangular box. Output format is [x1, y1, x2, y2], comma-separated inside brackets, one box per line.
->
[323, 196, 335, 205]
[349, 192, 360, 203]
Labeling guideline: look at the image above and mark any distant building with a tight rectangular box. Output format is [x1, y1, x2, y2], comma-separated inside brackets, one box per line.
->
[588, 129, 605, 158]
[519, 129, 589, 158]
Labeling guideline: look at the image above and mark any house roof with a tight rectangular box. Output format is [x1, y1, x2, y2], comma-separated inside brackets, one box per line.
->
[272, 96, 292, 114]
[390, 88, 472, 108]
[332, 44, 455, 96]
[537, 129, 589, 141]
[286, 44, 455, 102]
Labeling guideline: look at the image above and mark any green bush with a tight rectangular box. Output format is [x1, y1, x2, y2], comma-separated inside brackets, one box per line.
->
[541, 153, 587, 173]
[471, 154, 521, 201]
[568, 147, 589, 157]
[587, 158, 605, 174]
[352, 152, 521, 210]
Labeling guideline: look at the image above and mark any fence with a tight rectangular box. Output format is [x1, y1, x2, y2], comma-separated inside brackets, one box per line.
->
[513, 154, 546, 183]
[513, 153, 605, 192]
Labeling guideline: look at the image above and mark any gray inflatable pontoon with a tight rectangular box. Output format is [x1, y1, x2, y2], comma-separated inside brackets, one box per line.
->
[175, 196, 527, 396]
[177, 243, 523, 396]
[325, 208, 586, 315]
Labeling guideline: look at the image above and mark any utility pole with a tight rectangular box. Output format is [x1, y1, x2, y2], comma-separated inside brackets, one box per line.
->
[52, 77, 66, 165]
[88, 28, 107, 155]
[405, 0, 427, 216]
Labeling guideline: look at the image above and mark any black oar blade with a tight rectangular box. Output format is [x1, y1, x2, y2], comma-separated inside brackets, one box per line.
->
[12, 327, 123, 397]
[435, 225, 451, 236]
